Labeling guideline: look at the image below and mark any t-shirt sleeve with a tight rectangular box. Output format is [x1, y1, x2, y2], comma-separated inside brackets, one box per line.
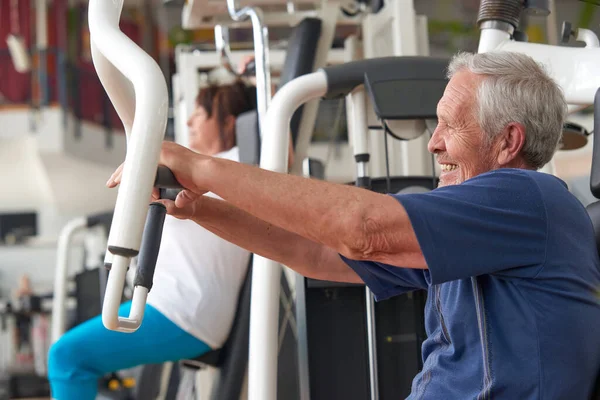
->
[392, 169, 548, 285]
[339, 255, 429, 301]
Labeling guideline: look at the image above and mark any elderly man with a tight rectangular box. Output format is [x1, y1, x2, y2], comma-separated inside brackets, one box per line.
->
[108, 51, 600, 399]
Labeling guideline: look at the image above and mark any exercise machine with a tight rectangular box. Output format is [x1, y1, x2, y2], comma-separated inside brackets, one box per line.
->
[246, 1, 600, 398]
[87, 0, 328, 398]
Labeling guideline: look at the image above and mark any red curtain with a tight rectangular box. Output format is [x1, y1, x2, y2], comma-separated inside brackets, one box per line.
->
[0, 0, 33, 104]
[0, 0, 145, 134]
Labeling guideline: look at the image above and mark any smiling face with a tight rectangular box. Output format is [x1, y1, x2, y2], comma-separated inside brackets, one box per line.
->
[428, 69, 499, 187]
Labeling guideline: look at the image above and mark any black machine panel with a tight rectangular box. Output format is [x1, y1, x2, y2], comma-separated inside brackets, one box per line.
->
[302, 176, 434, 399]
[366, 79, 447, 121]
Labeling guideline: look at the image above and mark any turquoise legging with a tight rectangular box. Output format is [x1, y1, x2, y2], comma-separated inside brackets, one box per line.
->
[47, 301, 211, 400]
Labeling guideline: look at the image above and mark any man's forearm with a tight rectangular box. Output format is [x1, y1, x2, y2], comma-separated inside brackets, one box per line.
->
[193, 196, 362, 283]
[199, 156, 424, 268]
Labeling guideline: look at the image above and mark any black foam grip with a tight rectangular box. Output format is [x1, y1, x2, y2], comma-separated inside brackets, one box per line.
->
[159, 188, 181, 201]
[591, 87, 600, 198]
[155, 166, 183, 189]
[133, 203, 167, 291]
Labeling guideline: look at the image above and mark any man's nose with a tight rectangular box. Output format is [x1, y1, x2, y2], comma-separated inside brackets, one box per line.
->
[427, 126, 445, 154]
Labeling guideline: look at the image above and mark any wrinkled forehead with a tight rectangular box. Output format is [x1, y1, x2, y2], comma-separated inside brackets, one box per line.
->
[437, 70, 481, 122]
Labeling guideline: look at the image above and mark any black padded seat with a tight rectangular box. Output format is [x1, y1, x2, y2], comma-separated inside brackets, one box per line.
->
[235, 110, 260, 165]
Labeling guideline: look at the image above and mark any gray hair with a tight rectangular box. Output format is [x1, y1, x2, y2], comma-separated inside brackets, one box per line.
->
[447, 51, 567, 169]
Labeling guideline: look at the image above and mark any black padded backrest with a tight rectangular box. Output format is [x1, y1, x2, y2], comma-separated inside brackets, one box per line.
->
[278, 18, 322, 147]
[210, 258, 253, 400]
[586, 201, 600, 257]
[277, 18, 322, 90]
[235, 110, 260, 165]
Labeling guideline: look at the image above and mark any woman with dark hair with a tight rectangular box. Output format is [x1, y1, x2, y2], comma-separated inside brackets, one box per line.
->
[47, 81, 260, 400]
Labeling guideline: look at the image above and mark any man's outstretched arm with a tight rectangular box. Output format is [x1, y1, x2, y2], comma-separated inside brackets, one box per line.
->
[107, 142, 426, 271]
[167, 194, 363, 284]
[195, 153, 426, 270]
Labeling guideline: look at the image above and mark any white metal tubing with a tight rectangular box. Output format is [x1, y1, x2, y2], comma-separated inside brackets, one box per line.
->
[227, 0, 272, 132]
[576, 28, 600, 48]
[249, 71, 327, 400]
[51, 217, 87, 344]
[348, 87, 369, 156]
[88, 0, 169, 332]
[90, 41, 136, 139]
[259, 72, 327, 171]
[101, 254, 129, 329]
[491, 40, 600, 105]
[477, 28, 511, 53]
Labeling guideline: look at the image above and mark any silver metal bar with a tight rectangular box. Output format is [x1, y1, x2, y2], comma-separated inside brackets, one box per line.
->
[226, 0, 272, 133]
[365, 289, 379, 400]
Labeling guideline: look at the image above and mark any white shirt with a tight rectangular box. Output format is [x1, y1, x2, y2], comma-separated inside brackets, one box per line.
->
[146, 147, 251, 349]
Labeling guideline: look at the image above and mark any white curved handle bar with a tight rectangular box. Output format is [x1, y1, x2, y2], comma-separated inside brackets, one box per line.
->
[88, 0, 169, 332]
[248, 71, 327, 400]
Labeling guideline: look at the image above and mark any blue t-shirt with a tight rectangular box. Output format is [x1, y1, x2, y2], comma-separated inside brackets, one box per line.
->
[341, 168, 600, 399]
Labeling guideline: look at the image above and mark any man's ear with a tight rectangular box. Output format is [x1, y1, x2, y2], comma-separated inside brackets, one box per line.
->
[496, 122, 526, 166]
